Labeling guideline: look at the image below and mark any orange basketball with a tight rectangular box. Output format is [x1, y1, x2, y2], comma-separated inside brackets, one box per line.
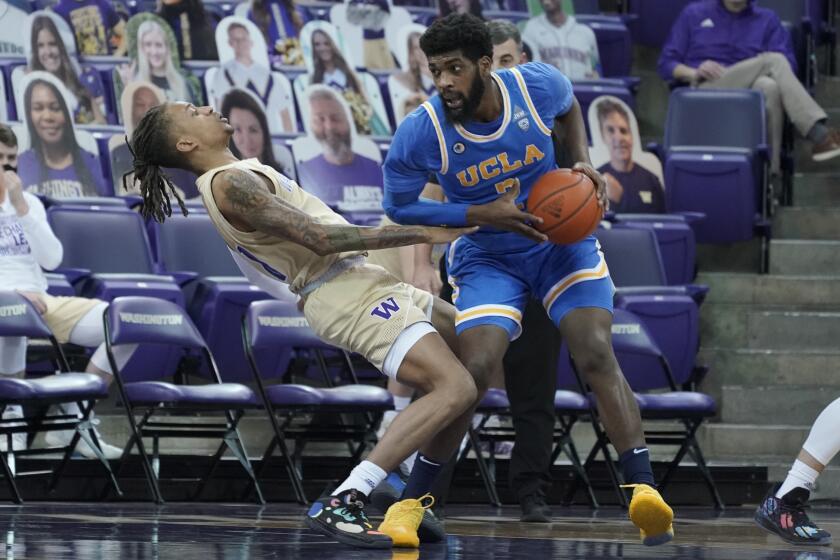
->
[527, 169, 603, 245]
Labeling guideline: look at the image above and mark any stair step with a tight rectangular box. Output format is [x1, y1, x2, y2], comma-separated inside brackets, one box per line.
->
[699, 423, 809, 459]
[769, 239, 840, 275]
[814, 76, 840, 108]
[696, 239, 762, 274]
[720, 386, 839, 424]
[701, 306, 840, 350]
[697, 272, 840, 308]
[774, 206, 840, 240]
[792, 173, 840, 206]
[698, 347, 840, 387]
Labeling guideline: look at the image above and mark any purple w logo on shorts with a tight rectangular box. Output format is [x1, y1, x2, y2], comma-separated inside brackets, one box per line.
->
[370, 297, 400, 319]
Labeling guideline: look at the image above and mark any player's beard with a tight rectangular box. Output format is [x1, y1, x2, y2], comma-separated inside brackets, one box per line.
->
[442, 72, 485, 124]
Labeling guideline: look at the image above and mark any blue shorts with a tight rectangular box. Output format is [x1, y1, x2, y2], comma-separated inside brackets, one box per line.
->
[446, 236, 614, 340]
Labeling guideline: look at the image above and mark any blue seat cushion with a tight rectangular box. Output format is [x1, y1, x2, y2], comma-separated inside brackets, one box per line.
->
[477, 388, 510, 411]
[638, 391, 716, 416]
[124, 381, 255, 405]
[264, 384, 324, 407]
[0, 373, 108, 401]
[554, 390, 589, 412]
[319, 385, 393, 408]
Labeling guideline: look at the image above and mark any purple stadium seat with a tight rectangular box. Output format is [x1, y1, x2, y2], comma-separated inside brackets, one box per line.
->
[243, 299, 394, 503]
[660, 88, 771, 269]
[577, 16, 633, 77]
[595, 226, 706, 389]
[0, 291, 121, 503]
[608, 214, 699, 285]
[578, 308, 721, 508]
[103, 296, 264, 504]
[47, 206, 186, 381]
[46, 206, 183, 303]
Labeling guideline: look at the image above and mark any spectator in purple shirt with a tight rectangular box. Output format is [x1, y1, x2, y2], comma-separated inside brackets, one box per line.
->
[658, 0, 840, 171]
[296, 86, 383, 213]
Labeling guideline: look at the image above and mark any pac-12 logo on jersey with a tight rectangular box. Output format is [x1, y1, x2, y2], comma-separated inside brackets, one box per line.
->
[371, 297, 401, 319]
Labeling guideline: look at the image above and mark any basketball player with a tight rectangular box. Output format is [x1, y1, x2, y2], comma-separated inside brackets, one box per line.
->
[382, 14, 674, 545]
[754, 397, 838, 546]
[127, 102, 480, 549]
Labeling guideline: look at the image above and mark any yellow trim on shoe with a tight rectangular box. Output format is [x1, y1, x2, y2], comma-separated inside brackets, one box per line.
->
[378, 494, 435, 548]
[621, 484, 674, 546]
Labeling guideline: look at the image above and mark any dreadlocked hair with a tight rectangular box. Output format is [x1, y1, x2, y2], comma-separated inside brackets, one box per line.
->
[125, 104, 188, 223]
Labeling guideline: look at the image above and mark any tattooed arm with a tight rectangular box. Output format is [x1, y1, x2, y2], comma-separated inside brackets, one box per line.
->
[212, 168, 475, 257]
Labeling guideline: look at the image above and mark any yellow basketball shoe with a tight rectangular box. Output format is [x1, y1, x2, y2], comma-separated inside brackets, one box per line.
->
[378, 494, 435, 548]
[623, 484, 674, 546]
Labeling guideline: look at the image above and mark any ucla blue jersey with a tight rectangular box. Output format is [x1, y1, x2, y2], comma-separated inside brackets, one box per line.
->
[385, 62, 574, 252]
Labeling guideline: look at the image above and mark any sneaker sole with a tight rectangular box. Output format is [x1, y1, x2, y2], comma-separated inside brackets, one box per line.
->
[813, 147, 840, 162]
[753, 512, 833, 547]
[304, 515, 393, 549]
[629, 493, 674, 546]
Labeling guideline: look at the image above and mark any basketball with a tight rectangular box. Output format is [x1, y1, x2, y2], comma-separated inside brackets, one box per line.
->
[527, 169, 603, 244]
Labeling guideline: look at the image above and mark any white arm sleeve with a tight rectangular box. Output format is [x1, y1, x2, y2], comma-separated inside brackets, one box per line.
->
[16, 193, 63, 270]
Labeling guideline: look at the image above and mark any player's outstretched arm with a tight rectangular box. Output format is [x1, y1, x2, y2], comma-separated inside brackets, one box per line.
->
[214, 169, 475, 256]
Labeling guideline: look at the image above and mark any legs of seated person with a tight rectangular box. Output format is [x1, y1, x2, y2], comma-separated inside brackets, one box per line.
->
[42, 297, 134, 458]
[55, 300, 136, 381]
[752, 76, 784, 174]
[700, 52, 836, 165]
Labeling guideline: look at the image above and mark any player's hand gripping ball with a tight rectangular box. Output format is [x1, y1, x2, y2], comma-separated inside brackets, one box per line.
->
[526, 168, 604, 244]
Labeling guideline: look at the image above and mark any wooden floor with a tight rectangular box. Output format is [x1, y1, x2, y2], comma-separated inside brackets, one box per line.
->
[0, 502, 838, 559]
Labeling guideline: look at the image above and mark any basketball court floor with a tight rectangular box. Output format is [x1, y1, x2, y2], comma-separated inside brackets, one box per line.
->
[1, 502, 837, 559]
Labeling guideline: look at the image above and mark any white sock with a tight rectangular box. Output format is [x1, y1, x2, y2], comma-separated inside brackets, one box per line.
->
[777, 459, 820, 498]
[333, 460, 388, 496]
[801, 397, 840, 466]
[393, 396, 412, 412]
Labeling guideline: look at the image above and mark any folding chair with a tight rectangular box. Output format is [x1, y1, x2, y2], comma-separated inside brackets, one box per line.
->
[565, 308, 722, 509]
[242, 300, 393, 503]
[102, 296, 264, 504]
[461, 387, 598, 508]
[0, 291, 121, 503]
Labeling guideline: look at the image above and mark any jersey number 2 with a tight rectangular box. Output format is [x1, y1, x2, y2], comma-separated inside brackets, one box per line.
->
[495, 177, 519, 194]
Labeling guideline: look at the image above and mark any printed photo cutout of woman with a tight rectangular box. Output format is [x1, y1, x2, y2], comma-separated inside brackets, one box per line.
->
[16, 72, 107, 198]
[220, 87, 295, 179]
[20, 11, 108, 124]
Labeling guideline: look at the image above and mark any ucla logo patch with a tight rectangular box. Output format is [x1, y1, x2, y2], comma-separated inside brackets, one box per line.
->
[512, 105, 526, 120]
[517, 118, 530, 131]
[453, 142, 465, 154]
[371, 297, 401, 320]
